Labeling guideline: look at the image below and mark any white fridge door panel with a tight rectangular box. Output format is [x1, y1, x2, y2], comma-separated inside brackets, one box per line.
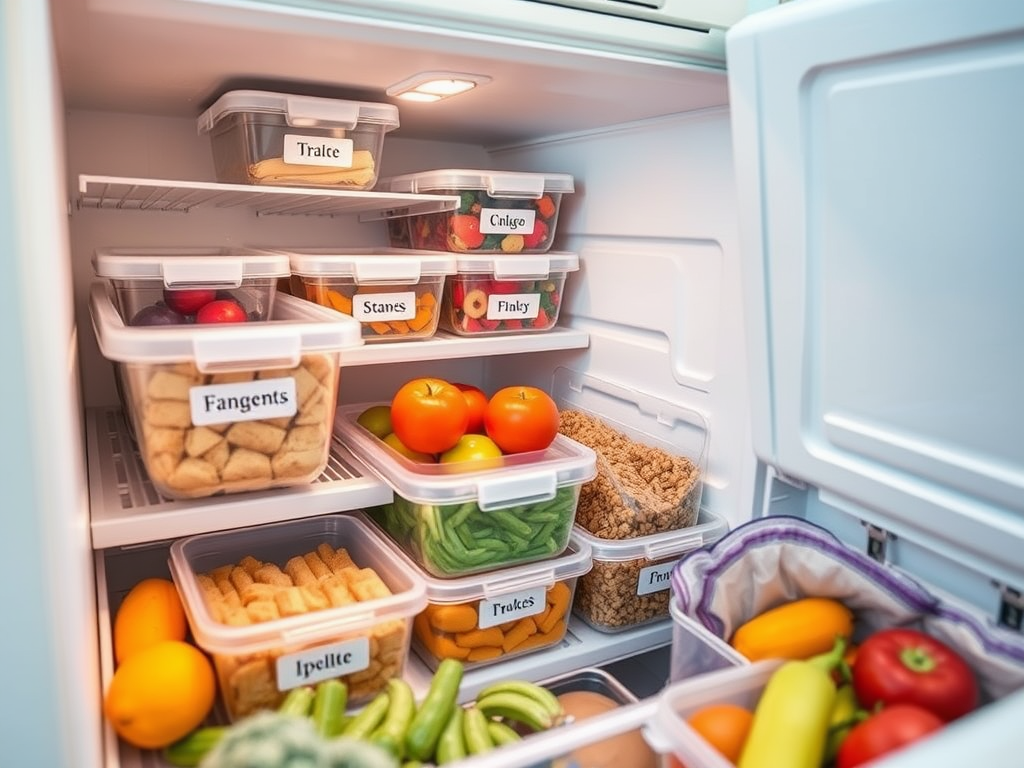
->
[728, 0, 1024, 577]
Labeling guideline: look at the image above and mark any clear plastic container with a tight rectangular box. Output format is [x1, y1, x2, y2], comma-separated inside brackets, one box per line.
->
[89, 283, 363, 499]
[335, 402, 597, 578]
[668, 600, 749, 683]
[554, 369, 709, 539]
[362, 513, 592, 670]
[197, 90, 399, 189]
[572, 511, 729, 634]
[644, 661, 782, 768]
[441, 253, 579, 336]
[168, 514, 427, 721]
[286, 248, 456, 342]
[379, 169, 574, 253]
[93, 247, 290, 326]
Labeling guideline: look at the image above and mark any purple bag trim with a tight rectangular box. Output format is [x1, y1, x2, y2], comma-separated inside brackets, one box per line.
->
[672, 516, 1024, 663]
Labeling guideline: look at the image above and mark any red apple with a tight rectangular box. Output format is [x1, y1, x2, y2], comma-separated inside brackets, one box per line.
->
[452, 383, 489, 434]
[195, 299, 248, 324]
[163, 289, 217, 315]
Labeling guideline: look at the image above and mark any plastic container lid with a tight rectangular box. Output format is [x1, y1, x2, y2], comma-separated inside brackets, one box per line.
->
[197, 90, 400, 134]
[573, 510, 729, 562]
[93, 247, 290, 288]
[335, 402, 597, 510]
[363, 511, 593, 603]
[168, 514, 428, 655]
[287, 248, 457, 282]
[451, 252, 579, 279]
[381, 169, 575, 198]
[89, 282, 363, 370]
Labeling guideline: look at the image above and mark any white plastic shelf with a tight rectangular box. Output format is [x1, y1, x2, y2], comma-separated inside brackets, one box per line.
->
[86, 407, 392, 549]
[343, 327, 590, 366]
[76, 174, 459, 218]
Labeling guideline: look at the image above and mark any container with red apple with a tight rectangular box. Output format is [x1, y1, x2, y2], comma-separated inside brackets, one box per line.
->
[334, 378, 598, 577]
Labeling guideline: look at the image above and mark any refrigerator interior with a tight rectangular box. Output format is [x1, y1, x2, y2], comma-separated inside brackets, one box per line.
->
[3, 0, 1021, 766]
[4, 1, 757, 766]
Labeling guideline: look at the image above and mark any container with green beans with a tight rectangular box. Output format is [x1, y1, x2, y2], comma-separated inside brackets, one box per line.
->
[334, 402, 597, 578]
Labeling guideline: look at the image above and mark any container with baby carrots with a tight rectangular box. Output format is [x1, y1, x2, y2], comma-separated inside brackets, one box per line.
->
[355, 511, 592, 671]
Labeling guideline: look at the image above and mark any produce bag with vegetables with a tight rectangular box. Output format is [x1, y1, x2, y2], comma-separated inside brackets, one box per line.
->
[670, 516, 1024, 703]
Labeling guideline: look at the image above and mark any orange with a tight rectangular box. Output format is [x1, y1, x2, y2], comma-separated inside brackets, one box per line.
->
[113, 577, 187, 664]
[103, 639, 216, 749]
[686, 702, 755, 763]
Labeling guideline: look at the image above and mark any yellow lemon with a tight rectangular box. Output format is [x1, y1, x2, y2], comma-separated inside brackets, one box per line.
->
[113, 577, 187, 664]
[103, 639, 216, 749]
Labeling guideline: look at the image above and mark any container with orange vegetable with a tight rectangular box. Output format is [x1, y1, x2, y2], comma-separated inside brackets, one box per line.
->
[287, 248, 456, 342]
[361, 512, 592, 670]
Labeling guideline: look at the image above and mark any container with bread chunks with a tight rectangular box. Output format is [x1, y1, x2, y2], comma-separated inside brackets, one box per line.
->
[89, 279, 363, 500]
[168, 514, 428, 722]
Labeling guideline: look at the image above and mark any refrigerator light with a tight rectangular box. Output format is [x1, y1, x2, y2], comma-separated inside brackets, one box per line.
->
[386, 72, 491, 102]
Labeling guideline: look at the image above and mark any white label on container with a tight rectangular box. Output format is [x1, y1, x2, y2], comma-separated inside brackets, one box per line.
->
[478, 586, 547, 629]
[487, 293, 540, 320]
[189, 377, 297, 426]
[353, 291, 416, 322]
[479, 207, 537, 235]
[637, 561, 675, 596]
[283, 133, 354, 168]
[276, 636, 370, 689]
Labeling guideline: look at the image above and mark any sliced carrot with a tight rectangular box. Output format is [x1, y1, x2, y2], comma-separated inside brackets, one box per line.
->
[369, 321, 392, 335]
[425, 603, 478, 634]
[407, 306, 433, 332]
[467, 645, 503, 662]
[388, 320, 411, 334]
[434, 634, 471, 660]
[455, 626, 505, 649]
[517, 619, 566, 650]
[326, 289, 353, 315]
[417, 291, 436, 309]
[539, 581, 572, 634]
[502, 617, 539, 653]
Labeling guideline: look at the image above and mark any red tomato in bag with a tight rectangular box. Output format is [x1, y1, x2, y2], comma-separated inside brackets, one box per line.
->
[836, 704, 944, 768]
[852, 627, 978, 722]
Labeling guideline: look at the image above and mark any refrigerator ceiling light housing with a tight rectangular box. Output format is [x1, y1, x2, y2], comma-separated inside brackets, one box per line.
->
[386, 72, 492, 102]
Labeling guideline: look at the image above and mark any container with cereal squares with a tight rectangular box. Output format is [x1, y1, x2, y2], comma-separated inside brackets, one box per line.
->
[168, 514, 427, 721]
[334, 402, 597, 578]
[285, 248, 456, 342]
[571, 513, 727, 634]
[357, 510, 592, 670]
[378, 168, 574, 254]
[197, 89, 399, 189]
[88, 281, 363, 500]
[553, 368, 709, 539]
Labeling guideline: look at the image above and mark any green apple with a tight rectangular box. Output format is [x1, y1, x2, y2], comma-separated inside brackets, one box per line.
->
[383, 432, 435, 463]
[439, 434, 504, 464]
[357, 405, 393, 439]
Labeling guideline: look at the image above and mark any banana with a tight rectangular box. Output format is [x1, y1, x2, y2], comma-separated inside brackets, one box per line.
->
[475, 680, 563, 720]
[475, 690, 563, 732]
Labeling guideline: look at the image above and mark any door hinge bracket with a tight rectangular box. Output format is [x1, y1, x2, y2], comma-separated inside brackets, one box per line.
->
[863, 523, 893, 563]
[995, 583, 1024, 632]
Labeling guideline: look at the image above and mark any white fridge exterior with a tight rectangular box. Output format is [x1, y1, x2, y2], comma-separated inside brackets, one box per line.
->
[1, 0, 1021, 766]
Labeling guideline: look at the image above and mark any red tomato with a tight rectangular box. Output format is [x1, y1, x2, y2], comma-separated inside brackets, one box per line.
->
[452, 383, 488, 434]
[195, 299, 248, 324]
[390, 378, 469, 455]
[450, 214, 484, 250]
[836, 704, 944, 768]
[163, 288, 216, 315]
[852, 627, 978, 722]
[484, 386, 560, 454]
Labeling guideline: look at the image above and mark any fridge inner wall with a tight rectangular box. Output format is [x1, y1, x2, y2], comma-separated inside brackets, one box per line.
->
[727, 0, 1024, 625]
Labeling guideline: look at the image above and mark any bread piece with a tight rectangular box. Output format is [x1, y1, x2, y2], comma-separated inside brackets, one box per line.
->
[285, 556, 317, 588]
[203, 439, 231, 472]
[271, 448, 325, 479]
[245, 600, 282, 623]
[144, 399, 193, 429]
[226, 421, 287, 455]
[274, 586, 308, 617]
[208, 371, 255, 385]
[142, 425, 185, 456]
[185, 426, 225, 458]
[295, 389, 330, 427]
[302, 552, 332, 581]
[222, 448, 273, 481]
[239, 583, 277, 606]
[168, 457, 220, 491]
[301, 354, 334, 383]
[146, 370, 196, 401]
